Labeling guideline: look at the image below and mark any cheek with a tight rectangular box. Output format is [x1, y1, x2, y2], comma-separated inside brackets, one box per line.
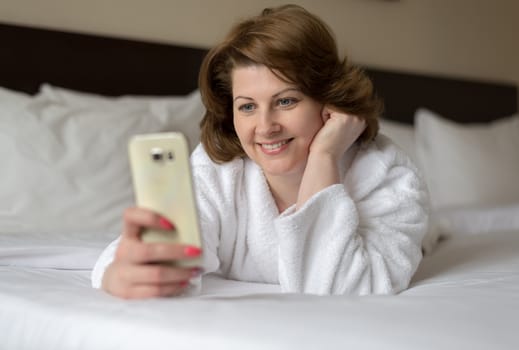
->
[233, 116, 251, 144]
[233, 114, 243, 136]
[301, 110, 324, 140]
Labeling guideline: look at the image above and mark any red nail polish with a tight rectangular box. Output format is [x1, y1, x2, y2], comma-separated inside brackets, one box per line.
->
[180, 281, 189, 287]
[184, 246, 202, 257]
[159, 217, 174, 230]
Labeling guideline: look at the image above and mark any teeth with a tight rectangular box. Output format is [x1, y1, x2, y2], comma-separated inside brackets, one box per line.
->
[261, 140, 289, 150]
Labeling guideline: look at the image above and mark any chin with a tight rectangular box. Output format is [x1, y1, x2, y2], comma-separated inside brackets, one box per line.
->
[247, 149, 308, 178]
[259, 161, 305, 178]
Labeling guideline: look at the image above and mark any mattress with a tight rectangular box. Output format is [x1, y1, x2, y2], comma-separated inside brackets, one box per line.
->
[1, 230, 518, 350]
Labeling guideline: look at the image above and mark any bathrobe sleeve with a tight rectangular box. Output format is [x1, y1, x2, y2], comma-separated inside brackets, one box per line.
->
[274, 136, 429, 295]
[90, 155, 223, 289]
[91, 237, 119, 288]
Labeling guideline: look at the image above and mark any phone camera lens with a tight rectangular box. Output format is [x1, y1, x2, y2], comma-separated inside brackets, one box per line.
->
[150, 148, 163, 161]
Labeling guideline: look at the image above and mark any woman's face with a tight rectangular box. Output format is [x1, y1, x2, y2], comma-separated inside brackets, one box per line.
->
[232, 65, 324, 180]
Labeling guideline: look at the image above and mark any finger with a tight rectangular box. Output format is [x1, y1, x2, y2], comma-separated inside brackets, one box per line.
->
[351, 116, 367, 133]
[122, 207, 174, 240]
[120, 281, 190, 299]
[320, 105, 332, 123]
[337, 113, 366, 131]
[117, 239, 202, 264]
[121, 264, 201, 285]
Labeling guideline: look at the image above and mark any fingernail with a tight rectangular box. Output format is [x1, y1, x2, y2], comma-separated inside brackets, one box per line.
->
[159, 217, 175, 230]
[180, 280, 189, 287]
[191, 267, 203, 277]
[184, 246, 202, 257]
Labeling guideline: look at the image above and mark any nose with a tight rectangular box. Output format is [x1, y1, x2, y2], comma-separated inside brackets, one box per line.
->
[256, 109, 281, 137]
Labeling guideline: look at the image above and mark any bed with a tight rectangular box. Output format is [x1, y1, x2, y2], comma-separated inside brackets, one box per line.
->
[1, 22, 518, 350]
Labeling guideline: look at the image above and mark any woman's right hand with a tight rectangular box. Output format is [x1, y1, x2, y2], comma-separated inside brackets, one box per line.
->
[102, 207, 203, 299]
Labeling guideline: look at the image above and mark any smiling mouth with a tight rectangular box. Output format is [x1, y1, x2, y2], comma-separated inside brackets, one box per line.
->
[259, 138, 293, 151]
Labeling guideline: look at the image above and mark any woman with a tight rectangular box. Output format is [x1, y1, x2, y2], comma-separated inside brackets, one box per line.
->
[93, 5, 429, 299]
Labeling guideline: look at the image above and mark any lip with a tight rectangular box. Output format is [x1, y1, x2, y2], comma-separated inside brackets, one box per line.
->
[257, 138, 293, 155]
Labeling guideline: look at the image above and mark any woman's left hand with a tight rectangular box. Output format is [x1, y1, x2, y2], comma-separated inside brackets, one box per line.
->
[309, 105, 366, 161]
[296, 106, 366, 209]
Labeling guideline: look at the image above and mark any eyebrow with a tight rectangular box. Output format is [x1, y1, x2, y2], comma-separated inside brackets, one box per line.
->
[233, 87, 300, 102]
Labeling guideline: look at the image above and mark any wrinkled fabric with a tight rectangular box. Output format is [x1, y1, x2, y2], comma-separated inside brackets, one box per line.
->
[92, 135, 428, 295]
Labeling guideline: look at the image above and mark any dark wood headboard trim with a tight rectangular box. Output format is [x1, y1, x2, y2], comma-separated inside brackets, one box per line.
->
[1, 22, 517, 124]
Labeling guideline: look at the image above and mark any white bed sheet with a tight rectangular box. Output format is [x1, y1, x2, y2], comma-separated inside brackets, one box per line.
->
[0, 232, 116, 269]
[1, 231, 518, 350]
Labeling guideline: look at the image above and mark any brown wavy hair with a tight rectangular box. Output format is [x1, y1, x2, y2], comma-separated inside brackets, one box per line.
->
[199, 4, 382, 163]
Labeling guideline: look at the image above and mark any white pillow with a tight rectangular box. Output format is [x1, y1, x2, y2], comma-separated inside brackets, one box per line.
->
[433, 204, 519, 236]
[415, 108, 519, 210]
[0, 86, 31, 111]
[378, 118, 417, 164]
[38, 84, 205, 151]
[0, 92, 204, 238]
[38, 83, 189, 108]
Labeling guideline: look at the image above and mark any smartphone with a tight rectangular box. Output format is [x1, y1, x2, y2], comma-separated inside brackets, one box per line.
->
[128, 132, 202, 267]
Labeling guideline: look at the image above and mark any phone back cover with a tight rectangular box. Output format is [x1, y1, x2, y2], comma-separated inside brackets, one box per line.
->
[128, 133, 202, 265]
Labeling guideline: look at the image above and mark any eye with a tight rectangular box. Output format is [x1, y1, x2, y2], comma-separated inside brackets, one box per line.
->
[238, 103, 256, 113]
[277, 97, 298, 108]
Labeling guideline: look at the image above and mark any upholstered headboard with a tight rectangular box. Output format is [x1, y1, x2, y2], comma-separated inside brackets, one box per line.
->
[1, 22, 517, 124]
[0, 23, 206, 96]
[366, 68, 517, 124]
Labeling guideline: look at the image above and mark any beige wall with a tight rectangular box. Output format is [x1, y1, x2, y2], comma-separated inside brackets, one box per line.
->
[1, 0, 519, 87]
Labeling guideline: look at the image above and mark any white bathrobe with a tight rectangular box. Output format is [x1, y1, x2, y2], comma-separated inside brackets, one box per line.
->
[92, 134, 429, 295]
